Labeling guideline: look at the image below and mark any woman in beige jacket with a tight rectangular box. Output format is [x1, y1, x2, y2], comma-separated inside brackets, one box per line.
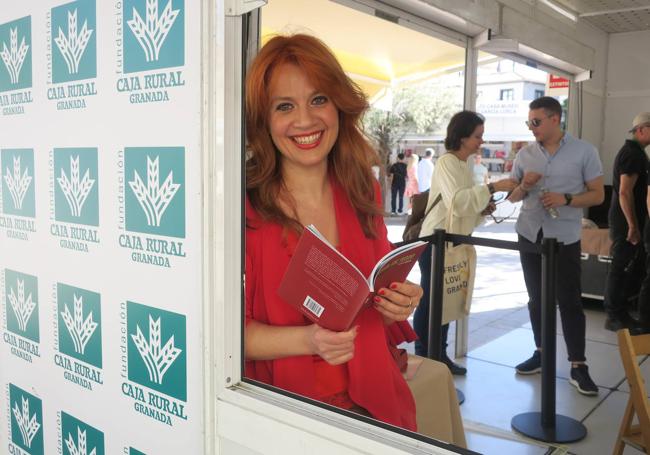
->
[413, 111, 517, 374]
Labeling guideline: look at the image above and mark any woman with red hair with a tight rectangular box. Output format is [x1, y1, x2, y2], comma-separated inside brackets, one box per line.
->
[245, 34, 421, 431]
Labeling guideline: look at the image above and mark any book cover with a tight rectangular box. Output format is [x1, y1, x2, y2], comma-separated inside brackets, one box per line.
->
[278, 226, 426, 331]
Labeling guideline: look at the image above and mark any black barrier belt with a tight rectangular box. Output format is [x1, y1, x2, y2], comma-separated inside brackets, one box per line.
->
[403, 228, 584, 442]
[394, 232, 542, 254]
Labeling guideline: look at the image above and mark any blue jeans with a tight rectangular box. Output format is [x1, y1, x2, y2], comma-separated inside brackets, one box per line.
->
[391, 181, 405, 212]
[519, 232, 586, 362]
[413, 243, 450, 357]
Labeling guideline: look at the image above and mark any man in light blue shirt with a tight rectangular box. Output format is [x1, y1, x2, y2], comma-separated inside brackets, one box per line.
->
[509, 97, 604, 396]
[417, 148, 435, 192]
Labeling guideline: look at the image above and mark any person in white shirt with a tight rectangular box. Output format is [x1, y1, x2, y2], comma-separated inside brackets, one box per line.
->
[417, 148, 435, 192]
[472, 153, 489, 186]
[413, 111, 517, 375]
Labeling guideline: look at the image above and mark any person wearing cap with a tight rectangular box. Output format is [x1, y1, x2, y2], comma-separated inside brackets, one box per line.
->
[417, 148, 435, 192]
[604, 112, 650, 331]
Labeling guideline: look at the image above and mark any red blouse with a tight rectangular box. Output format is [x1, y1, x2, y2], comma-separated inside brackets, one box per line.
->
[245, 179, 417, 431]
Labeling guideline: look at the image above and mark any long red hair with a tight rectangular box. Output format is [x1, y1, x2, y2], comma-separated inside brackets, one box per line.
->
[245, 34, 381, 237]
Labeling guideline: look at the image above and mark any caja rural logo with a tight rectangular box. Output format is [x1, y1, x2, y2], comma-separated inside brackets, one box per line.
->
[50, 148, 100, 253]
[118, 146, 186, 268]
[0, 16, 33, 115]
[47, 0, 98, 111]
[54, 283, 104, 391]
[3, 269, 40, 363]
[1, 148, 36, 241]
[59, 411, 104, 455]
[117, 0, 185, 104]
[8, 384, 44, 455]
[121, 300, 187, 426]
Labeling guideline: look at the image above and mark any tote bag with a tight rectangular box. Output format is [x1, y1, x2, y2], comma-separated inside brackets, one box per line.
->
[441, 193, 477, 325]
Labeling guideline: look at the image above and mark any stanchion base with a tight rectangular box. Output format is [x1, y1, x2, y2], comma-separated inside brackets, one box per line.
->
[511, 412, 586, 443]
[456, 389, 465, 405]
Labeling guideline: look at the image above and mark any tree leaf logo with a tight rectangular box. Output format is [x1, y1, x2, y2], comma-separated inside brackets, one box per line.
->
[65, 427, 97, 455]
[4, 155, 32, 210]
[57, 155, 95, 217]
[54, 9, 93, 75]
[0, 27, 29, 84]
[8, 278, 36, 332]
[131, 315, 181, 384]
[127, 0, 179, 62]
[128, 155, 180, 227]
[61, 294, 98, 355]
[12, 396, 41, 448]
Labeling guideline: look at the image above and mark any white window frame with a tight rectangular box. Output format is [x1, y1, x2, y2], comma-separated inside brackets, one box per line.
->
[210, 2, 482, 453]
[212, 0, 583, 450]
[500, 88, 514, 101]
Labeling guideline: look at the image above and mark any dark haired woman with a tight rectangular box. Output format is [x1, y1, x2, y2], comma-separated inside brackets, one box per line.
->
[244, 33, 422, 430]
[412, 111, 517, 373]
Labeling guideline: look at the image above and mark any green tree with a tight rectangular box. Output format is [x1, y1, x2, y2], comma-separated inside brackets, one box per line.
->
[363, 107, 410, 198]
[362, 79, 461, 199]
[396, 81, 460, 135]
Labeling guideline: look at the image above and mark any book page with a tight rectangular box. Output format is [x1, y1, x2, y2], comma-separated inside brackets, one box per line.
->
[369, 241, 427, 292]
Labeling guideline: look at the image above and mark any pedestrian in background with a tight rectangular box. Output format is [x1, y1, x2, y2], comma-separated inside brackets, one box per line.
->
[417, 148, 435, 192]
[389, 153, 407, 215]
[604, 112, 650, 331]
[472, 153, 489, 186]
[405, 153, 420, 210]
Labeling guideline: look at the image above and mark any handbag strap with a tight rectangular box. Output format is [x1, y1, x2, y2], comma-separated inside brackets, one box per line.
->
[424, 193, 442, 220]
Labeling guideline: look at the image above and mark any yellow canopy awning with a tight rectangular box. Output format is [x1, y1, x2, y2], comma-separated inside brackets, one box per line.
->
[261, 0, 467, 100]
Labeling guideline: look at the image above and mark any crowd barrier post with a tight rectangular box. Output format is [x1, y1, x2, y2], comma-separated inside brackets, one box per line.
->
[511, 237, 587, 443]
[427, 229, 465, 404]
[427, 228, 446, 362]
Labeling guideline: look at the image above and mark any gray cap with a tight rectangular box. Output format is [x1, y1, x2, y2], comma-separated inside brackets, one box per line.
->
[629, 112, 650, 132]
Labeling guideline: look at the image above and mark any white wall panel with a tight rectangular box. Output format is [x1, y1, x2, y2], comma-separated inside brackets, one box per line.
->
[601, 30, 650, 182]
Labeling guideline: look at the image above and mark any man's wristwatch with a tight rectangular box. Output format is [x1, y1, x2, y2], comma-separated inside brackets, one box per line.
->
[564, 193, 573, 206]
[487, 183, 495, 194]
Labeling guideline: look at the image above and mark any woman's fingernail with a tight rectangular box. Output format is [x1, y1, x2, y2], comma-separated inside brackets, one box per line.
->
[378, 289, 386, 296]
[390, 283, 398, 290]
[373, 296, 381, 303]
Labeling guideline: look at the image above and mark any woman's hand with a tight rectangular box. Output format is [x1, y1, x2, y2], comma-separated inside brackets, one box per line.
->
[481, 199, 497, 216]
[373, 281, 423, 324]
[306, 324, 358, 365]
[493, 178, 518, 193]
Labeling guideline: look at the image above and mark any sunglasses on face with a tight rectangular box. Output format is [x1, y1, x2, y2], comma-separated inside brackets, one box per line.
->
[525, 117, 548, 128]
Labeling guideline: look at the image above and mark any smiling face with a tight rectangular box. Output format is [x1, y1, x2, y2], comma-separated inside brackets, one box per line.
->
[267, 63, 339, 173]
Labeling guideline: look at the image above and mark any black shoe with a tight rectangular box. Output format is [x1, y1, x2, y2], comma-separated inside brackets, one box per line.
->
[604, 316, 626, 332]
[441, 354, 467, 376]
[569, 364, 599, 396]
[515, 350, 541, 375]
[629, 325, 650, 336]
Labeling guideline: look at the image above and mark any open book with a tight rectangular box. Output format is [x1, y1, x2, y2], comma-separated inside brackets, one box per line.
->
[278, 225, 427, 331]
